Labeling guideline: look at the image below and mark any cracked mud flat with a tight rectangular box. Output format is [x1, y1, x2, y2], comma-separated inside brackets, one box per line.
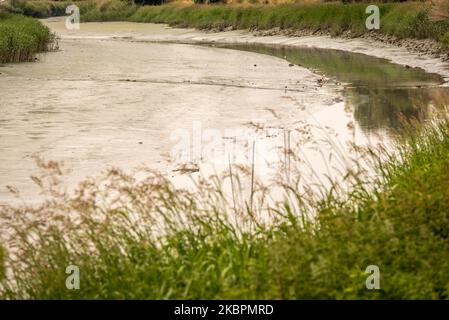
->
[0, 18, 448, 204]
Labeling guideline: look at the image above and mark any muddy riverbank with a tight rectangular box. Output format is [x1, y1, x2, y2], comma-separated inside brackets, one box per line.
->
[0, 18, 448, 204]
[0, 19, 338, 203]
[250, 27, 449, 62]
[42, 17, 449, 80]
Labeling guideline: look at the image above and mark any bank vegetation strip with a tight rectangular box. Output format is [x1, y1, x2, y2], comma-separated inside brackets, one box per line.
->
[7, 1, 449, 50]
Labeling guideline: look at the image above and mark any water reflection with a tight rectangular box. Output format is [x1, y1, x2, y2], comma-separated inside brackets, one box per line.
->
[349, 87, 449, 131]
[210, 43, 449, 135]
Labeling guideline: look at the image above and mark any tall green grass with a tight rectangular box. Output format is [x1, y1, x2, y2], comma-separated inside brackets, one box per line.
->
[127, 2, 449, 41]
[9, 1, 449, 46]
[7, 0, 69, 18]
[80, 0, 138, 21]
[68, 1, 449, 45]
[1, 117, 448, 299]
[0, 12, 56, 63]
[0, 246, 5, 283]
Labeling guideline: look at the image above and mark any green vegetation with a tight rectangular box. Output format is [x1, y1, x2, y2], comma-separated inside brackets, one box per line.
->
[129, 2, 376, 34]
[442, 31, 449, 49]
[0, 12, 56, 63]
[1, 116, 448, 299]
[4, 0, 449, 48]
[6, 1, 449, 47]
[126, 2, 449, 42]
[0, 246, 5, 282]
[80, 0, 138, 21]
[53, 1, 448, 48]
[6, 0, 68, 18]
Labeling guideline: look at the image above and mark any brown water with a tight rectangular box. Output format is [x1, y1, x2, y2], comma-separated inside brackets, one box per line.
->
[0, 20, 448, 204]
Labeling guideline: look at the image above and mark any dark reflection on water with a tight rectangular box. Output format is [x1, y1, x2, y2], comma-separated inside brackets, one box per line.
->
[209, 43, 449, 135]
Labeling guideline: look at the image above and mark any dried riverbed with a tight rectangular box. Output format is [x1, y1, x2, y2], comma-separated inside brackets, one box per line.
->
[0, 18, 448, 204]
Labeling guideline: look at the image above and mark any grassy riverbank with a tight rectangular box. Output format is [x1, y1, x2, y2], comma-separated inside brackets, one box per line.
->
[0, 12, 55, 63]
[127, 2, 449, 44]
[10, 1, 449, 49]
[1, 117, 448, 299]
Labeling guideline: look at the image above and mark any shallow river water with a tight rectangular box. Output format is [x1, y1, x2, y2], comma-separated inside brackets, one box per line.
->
[0, 18, 448, 204]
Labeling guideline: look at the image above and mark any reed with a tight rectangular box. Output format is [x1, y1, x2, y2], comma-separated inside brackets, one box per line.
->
[0, 12, 56, 63]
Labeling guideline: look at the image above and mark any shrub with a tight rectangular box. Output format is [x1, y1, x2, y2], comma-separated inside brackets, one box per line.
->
[10, 0, 68, 18]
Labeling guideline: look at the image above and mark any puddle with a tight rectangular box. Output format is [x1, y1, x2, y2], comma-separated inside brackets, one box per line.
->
[207, 43, 449, 135]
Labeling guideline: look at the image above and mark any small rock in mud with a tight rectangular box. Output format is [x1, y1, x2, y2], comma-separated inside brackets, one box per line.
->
[173, 163, 200, 174]
[334, 97, 344, 103]
[317, 77, 327, 86]
[347, 121, 355, 130]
